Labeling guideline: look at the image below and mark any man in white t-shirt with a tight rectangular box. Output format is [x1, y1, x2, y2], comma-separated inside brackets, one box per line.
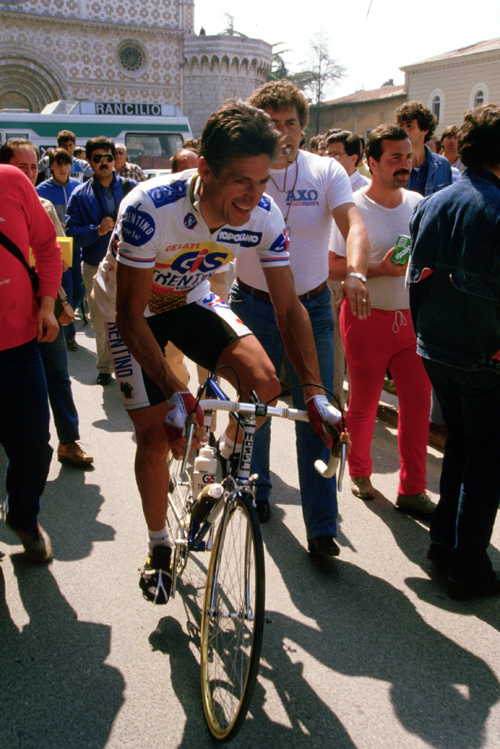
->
[330, 124, 433, 514]
[325, 131, 370, 192]
[231, 80, 371, 557]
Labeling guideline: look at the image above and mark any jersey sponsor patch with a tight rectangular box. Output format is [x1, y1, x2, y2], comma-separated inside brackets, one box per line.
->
[285, 188, 319, 206]
[215, 229, 263, 248]
[268, 228, 288, 254]
[152, 242, 236, 292]
[184, 212, 197, 229]
[121, 204, 156, 246]
[147, 179, 187, 208]
[258, 195, 271, 212]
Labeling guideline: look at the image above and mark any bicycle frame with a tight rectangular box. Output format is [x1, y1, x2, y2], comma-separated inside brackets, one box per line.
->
[169, 373, 344, 598]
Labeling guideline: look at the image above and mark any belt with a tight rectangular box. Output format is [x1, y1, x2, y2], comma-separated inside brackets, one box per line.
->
[236, 278, 327, 304]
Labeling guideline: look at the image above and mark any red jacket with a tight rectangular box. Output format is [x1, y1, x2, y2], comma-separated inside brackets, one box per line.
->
[0, 165, 61, 351]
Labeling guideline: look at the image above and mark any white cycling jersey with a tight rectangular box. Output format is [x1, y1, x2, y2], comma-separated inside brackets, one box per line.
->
[93, 169, 289, 322]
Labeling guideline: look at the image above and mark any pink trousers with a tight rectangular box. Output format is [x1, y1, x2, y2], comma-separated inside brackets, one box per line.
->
[340, 303, 431, 495]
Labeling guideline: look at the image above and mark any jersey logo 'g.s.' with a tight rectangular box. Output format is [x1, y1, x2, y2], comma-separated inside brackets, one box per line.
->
[152, 242, 235, 292]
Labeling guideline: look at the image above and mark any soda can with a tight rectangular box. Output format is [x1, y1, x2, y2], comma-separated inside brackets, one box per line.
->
[391, 235, 411, 265]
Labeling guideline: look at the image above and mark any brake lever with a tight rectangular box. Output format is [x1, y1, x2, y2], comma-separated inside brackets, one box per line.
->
[314, 425, 351, 490]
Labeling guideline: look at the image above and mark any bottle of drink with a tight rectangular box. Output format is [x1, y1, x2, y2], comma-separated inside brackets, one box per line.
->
[191, 483, 224, 524]
[192, 446, 218, 500]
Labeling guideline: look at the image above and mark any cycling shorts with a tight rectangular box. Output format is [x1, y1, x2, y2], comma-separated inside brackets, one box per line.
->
[105, 293, 252, 411]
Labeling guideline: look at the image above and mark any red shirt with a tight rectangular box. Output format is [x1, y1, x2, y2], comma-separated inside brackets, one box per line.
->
[0, 165, 61, 351]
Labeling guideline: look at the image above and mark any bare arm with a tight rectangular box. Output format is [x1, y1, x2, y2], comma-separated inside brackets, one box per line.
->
[329, 249, 406, 281]
[115, 263, 187, 398]
[331, 202, 371, 318]
[36, 295, 59, 343]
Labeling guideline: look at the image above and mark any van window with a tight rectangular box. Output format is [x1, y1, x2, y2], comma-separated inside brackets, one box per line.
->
[125, 133, 184, 168]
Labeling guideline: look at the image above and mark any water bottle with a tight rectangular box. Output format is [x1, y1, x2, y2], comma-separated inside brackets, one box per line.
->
[192, 446, 218, 500]
[191, 482, 224, 524]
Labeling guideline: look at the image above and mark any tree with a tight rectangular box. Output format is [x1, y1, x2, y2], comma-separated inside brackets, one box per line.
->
[294, 32, 345, 134]
[267, 44, 293, 82]
[220, 13, 248, 38]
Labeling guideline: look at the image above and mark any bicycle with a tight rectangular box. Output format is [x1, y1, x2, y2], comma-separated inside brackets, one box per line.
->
[166, 371, 347, 741]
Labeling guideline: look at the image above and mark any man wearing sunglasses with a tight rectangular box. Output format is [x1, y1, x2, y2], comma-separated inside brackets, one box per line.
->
[66, 137, 137, 384]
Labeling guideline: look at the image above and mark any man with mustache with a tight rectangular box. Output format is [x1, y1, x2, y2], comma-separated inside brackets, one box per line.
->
[330, 125, 433, 513]
[66, 137, 137, 385]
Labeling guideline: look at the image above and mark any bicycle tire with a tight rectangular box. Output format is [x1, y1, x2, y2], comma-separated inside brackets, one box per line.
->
[200, 491, 265, 741]
[167, 451, 194, 576]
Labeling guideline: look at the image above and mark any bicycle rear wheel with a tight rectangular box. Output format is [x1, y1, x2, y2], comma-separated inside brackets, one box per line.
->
[167, 451, 194, 576]
[200, 491, 265, 741]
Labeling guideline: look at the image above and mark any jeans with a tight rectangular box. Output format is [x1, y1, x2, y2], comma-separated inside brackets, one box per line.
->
[39, 328, 80, 444]
[62, 247, 84, 341]
[0, 339, 53, 533]
[229, 282, 337, 539]
[424, 359, 500, 585]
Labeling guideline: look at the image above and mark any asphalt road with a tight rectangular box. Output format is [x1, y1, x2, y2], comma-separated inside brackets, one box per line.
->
[1, 316, 500, 749]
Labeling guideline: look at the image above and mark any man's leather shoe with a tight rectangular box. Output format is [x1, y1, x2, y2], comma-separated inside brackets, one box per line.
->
[427, 543, 452, 568]
[448, 574, 500, 600]
[308, 535, 340, 557]
[57, 441, 94, 466]
[255, 499, 271, 523]
[97, 373, 112, 386]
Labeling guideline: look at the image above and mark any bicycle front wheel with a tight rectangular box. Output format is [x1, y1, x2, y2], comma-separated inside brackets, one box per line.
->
[200, 492, 265, 741]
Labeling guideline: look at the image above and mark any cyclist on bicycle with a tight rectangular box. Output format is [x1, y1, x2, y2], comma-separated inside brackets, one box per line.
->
[93, 100, 369, 603]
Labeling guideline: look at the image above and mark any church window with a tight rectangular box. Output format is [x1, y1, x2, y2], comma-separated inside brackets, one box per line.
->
[119, 44, 144, 72]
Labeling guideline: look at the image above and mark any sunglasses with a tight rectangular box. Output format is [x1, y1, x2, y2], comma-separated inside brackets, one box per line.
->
[92, 154, 114, 164]
[115, 150, 126, 155]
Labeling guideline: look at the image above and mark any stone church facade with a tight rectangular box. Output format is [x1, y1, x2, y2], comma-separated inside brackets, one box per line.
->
[0, 0, 272, 136]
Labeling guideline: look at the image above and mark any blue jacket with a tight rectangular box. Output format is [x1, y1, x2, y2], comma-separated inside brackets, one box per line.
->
[408, 168, 500, 372]
[65, 174, 137, 266]
[36, 177, 81, 228]
[408, 145, 452, 197]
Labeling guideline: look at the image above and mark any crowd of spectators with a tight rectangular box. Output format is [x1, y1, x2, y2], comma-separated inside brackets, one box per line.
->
[1, 95, 499, 602]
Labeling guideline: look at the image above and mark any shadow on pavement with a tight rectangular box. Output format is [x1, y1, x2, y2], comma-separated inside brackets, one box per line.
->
[260, 499, 500, 749]
[0, 557, 124, 749]
[364, 490, 500, 633]
[0, 450, 115, 562]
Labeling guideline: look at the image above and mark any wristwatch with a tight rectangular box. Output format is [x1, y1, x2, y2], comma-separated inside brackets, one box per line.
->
[345, 272, 367, 283]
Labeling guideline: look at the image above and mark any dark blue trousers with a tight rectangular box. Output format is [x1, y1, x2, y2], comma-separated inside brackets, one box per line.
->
[0, 339, 53, 533]
[424, 359, 500, 586]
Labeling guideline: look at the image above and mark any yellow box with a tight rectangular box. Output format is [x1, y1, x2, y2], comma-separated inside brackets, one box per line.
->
[29, 236, 73, 268]
[57, 237, 73, 267]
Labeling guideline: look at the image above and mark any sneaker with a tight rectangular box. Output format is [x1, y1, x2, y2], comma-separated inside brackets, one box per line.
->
[351, 476, 375, 500]
[6, 521, 52, 563]
[255, 498, 271, 523]
[66, 338, 78, 351]
[96, 373, 112, 386]
[57, 441, 94, 466]
[396, 492, 436, 515]
[308, 535, 340, 557]
[139, 545, 172, 604]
